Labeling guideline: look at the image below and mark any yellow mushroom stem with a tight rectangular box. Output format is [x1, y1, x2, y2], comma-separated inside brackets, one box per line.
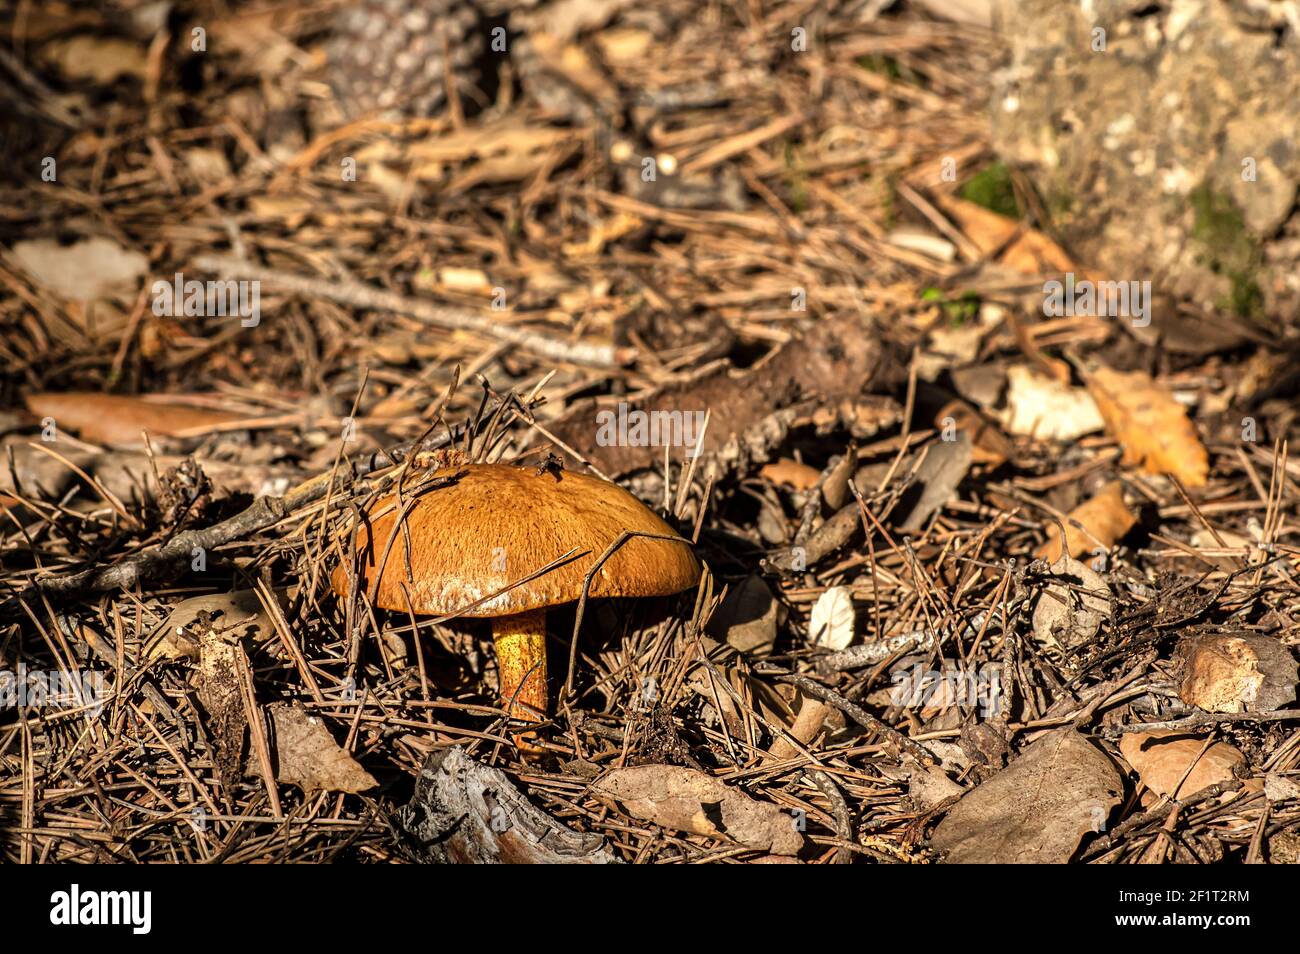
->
[491, 608, 549, 722]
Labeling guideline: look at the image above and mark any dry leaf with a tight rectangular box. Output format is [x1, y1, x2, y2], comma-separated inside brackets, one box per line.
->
[1001, 365, 1104, 441]
[765, 693, 831, 763]
[265, 704, 377, 795]
[23, 392, 248, 448]
[686, 638, 793, 735]
[42, 35, 148, 84]
[1118, 731, 1243, 799]
[895, 758, 965, 812]
[1031, 556, 1112, 650]
[592, 764, 804, 855]
[0, 436, 88, 499]
[936, 399, 1012, 466]
[1036, 481, 1137, 562]
[931, 194, 1076, 274]
[705, 575, 781, 654]
[759, 457, 821, 490]
[1174, 633, 1298, 714]
[1264, 774, 1300, 804]
[931, 729, 1122, 863]
[154, 589, 288, 661]
[1085, 365, 1209, 487]
[808, 586, 855, 651]
[9, 236, 147, 302]
[896, 432, 972, 531]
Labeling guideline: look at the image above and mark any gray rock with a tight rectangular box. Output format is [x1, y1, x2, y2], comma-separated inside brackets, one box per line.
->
[990, 0, 1300, 336]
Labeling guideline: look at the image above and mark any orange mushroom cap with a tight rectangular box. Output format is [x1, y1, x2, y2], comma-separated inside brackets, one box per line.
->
[332, 463, 700, 616]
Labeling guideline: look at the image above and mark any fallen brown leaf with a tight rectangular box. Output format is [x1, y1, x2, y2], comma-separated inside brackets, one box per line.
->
[896, 433, 972, 532]
[265, 704, 377, 795]
[592, 764, 804, 855]
[23, 393, 249, 449]
[1036, 481, 1137, 562]
[936, 398, 1013, 466]
[931, 193, 1076, 274]
[1118, 731, 1244, 799]
[931, 728, 1123, 863]
[1084, 365, 1209, 487]
[758, 457, 822, 490]
[705, 575, 781, 654]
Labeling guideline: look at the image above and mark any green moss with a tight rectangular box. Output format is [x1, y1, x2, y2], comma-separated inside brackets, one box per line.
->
[922, 287, 980, 326]
[1045, 181, 1075, 222]
[960, 161, 1020, 219]
[1189, 182, 1264, 320]
[858, 54, 903, 81]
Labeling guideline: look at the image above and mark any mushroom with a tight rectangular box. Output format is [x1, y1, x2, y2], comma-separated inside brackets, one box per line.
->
[331, 462, 700, 724]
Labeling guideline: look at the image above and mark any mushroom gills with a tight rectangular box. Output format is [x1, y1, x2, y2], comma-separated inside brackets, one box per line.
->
[491, 608, 548, 721]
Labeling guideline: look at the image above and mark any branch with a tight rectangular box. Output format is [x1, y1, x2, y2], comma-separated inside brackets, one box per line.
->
[194, 255, 633, 369]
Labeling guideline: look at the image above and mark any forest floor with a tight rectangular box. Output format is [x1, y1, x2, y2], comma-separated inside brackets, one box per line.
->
[1, 0, 1298, 864]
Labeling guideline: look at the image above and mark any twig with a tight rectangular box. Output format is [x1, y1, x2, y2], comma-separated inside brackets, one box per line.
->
[757, 666, 940, 765]
[1101, 709, 1300, 737]
[194, 255, 633, 369]
[15, 436, 428, 604]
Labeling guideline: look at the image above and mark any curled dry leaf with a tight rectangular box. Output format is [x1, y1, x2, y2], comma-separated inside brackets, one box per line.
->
[890, 757, 965, 812]
[808, 586, 855, 650]
[1036, 480, 1137, 562]
[1085, 365, 1209, 488]
[22, 393, 249, 449]
[1118, 731, 1244, 799]
[155, 589, 290, 661]
[1174, 632, 1298, 714]
[591, 764, 804, 855]
[821, 447, 857, 510]
[764, 692, 832, 764]
[931, 729, 1123, 864]
[263, 704, 376, 795]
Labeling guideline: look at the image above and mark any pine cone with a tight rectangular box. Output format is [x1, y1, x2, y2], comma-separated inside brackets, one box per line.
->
[327, 0, 486, 118]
